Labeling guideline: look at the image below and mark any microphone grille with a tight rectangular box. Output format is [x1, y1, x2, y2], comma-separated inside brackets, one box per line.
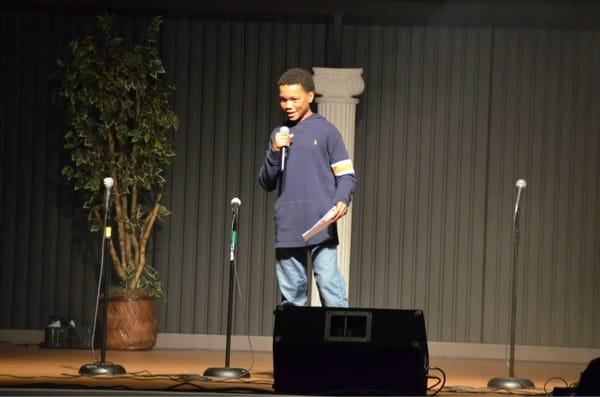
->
[516, 179, 527, 188]
[103, 177, 114, 188]
[231, 197, 242, 208]
[280, 126, 289, 133]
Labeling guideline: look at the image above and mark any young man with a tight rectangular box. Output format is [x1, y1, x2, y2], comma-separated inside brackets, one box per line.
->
[258, 68, 357, 307]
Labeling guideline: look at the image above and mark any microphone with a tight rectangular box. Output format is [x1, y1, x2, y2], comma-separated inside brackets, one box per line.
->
[231, 197, 241, 212]
[280, 126, 289, 172]
[514, 179, 527, 215]
[101, 177, 115, 239]
[103, 177, 114, 189]
[103, 177, 114, 208]
[230, 197, 241, 262]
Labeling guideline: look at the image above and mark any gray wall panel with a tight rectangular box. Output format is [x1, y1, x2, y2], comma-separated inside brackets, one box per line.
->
[27, 14, 48, 329]
[589, 31, 600, 350]
[348, 24, 492, 343]
[1, 14, 17, 329]
[149, 16, 328, 335]
[194, 19, 220, 335]
[0, 13, 5, 326]
[484, 28, 600, 347]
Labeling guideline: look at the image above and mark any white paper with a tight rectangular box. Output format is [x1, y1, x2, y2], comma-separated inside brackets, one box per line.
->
[302, 206, 337, 242]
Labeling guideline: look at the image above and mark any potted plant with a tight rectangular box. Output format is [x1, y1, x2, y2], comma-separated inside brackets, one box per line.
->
[56, 14, 178, 350]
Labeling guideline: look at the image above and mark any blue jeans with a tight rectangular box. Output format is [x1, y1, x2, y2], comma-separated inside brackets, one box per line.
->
[275, 244, 348, 307]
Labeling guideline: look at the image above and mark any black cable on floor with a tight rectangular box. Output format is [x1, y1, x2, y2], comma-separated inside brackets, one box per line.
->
[427, 366, 446, 396]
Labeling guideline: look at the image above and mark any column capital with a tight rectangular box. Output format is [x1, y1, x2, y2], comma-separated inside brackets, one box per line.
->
[312, 67, 365, 104]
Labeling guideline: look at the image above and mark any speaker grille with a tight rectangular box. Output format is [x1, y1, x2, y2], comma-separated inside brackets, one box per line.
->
[273, 306, 428, 395]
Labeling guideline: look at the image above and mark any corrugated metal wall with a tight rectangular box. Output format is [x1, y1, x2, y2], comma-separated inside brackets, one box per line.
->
[1, 10, 599, 347]
[0, 13, 102, 331]
[345, 22, 600, 346]
[0, 12, 329, 337]
[153, 16, 329, 336]
[345, 24, 493, 344]
[484, 28, 600, 347]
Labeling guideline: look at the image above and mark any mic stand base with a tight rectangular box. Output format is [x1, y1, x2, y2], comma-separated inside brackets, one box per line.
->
[487, 377, 535, 390]
[203, 367, 250, 379]
[79, 362, 126, 376]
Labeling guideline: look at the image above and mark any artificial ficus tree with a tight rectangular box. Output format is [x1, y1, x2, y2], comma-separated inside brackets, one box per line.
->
[58, 14, 178, 299]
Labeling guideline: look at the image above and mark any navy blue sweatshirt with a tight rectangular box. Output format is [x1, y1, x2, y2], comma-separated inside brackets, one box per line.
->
[258, 114, 357, 248]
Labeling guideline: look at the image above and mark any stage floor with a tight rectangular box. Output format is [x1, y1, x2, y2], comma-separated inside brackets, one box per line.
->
[0, 344, 586, 395]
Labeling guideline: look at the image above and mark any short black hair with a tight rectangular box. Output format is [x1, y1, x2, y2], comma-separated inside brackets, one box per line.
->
[277, 68, 315, 93]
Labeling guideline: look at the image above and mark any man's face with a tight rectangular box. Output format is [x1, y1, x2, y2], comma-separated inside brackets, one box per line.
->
[279, 84, 315, 122]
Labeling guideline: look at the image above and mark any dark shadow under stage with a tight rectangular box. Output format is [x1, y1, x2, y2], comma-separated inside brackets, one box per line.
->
[0, 344, 587, 396]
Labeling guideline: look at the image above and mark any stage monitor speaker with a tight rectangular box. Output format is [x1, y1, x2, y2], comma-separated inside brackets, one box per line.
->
[273, 305, 429, 395]
[578, 357, 600, 396]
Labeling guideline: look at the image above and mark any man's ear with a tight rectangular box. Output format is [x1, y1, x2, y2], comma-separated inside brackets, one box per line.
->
[308, 91, 315, 103]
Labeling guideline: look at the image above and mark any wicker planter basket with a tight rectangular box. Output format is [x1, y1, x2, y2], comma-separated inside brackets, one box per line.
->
[105, 289, 157, 350]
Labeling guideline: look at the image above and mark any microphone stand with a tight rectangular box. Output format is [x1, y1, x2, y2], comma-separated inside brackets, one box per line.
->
[487, 183, 534, 390]
[204, 204, 249, 378]
[79, 185, 126, 376]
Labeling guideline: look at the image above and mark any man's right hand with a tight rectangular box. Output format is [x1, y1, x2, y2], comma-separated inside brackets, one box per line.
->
[272, 130, 294, 152]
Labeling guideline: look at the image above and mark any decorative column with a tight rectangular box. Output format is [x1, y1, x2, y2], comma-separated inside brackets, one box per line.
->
[311, 67, 365, 306]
